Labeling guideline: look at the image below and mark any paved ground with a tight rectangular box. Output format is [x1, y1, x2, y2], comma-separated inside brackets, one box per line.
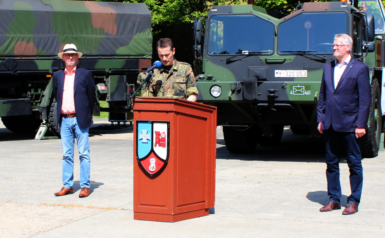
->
[0, 119, 384, 237]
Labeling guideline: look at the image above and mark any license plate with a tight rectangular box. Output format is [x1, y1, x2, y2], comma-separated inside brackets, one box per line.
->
[275, 70, 308, 78]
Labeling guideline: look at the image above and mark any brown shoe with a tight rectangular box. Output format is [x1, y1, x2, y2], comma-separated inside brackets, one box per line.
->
[54, 187, 74, 196]
[342, 203, 358, 215]
[320, 201, 341, 212]
[79, 188, 90, 198]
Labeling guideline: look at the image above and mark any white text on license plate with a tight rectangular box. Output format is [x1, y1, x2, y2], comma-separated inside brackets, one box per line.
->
[275, 70, 308, 78]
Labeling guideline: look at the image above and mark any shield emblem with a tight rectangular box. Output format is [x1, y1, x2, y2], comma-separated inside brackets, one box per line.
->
[136, 121, 169, 176]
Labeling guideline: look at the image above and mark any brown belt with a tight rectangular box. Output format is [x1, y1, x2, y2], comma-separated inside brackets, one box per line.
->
[62, 113, 76, 118]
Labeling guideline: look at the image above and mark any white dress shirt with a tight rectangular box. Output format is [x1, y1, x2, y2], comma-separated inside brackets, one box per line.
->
[333, 55, 351, 89]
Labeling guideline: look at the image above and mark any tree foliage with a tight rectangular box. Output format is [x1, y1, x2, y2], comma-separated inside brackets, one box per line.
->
[122, 0, 243, 25]
[255, 0, 299, 14]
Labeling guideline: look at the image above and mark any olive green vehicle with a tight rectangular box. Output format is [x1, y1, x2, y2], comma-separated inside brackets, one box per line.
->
[0, 0, 152, 138]
[193, 0, 385, 157]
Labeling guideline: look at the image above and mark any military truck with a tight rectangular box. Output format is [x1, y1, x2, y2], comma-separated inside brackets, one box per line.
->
[193, 0, 384, 157]
[0, 0, 152, 138]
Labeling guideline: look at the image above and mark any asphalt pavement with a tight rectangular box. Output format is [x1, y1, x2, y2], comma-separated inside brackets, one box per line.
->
[0, 119, 384, 237]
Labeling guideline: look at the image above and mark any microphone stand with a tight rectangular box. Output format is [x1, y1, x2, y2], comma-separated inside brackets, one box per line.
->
[130, 72, 153, 100]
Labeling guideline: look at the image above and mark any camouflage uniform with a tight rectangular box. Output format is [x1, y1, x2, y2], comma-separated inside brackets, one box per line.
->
[137, 60, 199, 99]
[137, 71, 154, 97]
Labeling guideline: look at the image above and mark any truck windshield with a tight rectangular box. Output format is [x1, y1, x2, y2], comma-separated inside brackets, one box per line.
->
[278, 13, 347, 54]
[358, 0, 385, 34]
[208, 15, 274, 55]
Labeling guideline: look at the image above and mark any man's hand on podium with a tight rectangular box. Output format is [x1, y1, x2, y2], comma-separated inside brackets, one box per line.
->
[187, 94, 197, 102]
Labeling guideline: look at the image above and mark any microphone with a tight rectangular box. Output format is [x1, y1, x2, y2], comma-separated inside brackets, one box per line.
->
[146, 61, 162, 72]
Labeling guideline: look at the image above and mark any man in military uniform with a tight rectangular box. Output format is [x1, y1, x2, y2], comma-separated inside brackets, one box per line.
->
[137, 38, 199, 101]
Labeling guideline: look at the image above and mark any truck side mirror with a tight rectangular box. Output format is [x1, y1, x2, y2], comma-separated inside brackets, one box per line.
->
[364, 14, 375, 42]
[194, 18, 202, 44]
[363, 42, 375, 52]
[193, 18, 202, 61]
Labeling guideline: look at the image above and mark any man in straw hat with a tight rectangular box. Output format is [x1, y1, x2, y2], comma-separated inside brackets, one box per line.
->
[53, 44, 95, 198]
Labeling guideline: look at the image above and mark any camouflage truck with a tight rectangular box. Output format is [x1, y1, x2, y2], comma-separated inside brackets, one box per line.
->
[193, 0, 384, 157]
[0, 0, 152, 138]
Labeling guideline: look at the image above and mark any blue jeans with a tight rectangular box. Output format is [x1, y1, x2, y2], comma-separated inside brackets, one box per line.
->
[60, 117, 91, 189]
[323, 127, 363, 206]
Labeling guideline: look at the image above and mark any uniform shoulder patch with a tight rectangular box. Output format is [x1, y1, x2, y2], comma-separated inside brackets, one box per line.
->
[179, 62, 191, 67]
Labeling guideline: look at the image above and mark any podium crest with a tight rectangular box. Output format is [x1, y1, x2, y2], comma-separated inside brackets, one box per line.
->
[136, 121, 169, 176]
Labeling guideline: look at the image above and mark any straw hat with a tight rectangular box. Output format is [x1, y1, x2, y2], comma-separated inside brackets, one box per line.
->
[58, 44, 83, 59]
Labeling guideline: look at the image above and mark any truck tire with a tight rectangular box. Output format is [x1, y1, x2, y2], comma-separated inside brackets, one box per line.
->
[223, 125, 258, 153]
[257, 125, 284, 146]
[1, 115, 42, 134]
[361, 78, 381, 158]
[48, 99, 60, 136]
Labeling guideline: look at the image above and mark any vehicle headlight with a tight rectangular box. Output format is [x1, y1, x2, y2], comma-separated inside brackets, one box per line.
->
[210, 85, 222, 98]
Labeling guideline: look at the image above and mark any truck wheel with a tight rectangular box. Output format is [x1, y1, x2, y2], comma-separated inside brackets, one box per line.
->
[1, 115, 42, 134]
[257, 125, 284, 146]
[361, 78, 381, 158]
[48, 99, 60, 136]
[223, 125, 258, 153]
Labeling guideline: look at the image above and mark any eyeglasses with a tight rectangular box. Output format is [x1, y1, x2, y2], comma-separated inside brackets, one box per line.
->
[331, 44, 348, 48]
[63, 53, 78, 58]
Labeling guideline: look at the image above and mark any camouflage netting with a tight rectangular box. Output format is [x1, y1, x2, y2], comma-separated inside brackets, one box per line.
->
[0, 0, 152, 57]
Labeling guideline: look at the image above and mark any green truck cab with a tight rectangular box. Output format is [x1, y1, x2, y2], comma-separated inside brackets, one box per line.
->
[194, 0, 384, 157]
[0, 0, 152, 138]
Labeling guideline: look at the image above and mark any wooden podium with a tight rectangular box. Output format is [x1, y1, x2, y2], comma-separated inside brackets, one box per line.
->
[133, 97, 217, 222]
